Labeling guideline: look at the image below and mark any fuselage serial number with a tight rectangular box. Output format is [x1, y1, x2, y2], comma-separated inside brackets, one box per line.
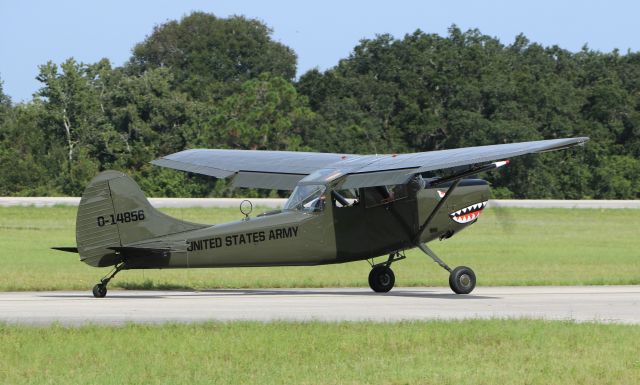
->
[97, 210, 145, 227]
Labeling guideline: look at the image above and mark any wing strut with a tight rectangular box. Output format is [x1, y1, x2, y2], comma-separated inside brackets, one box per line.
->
[418, 243, 452, 272]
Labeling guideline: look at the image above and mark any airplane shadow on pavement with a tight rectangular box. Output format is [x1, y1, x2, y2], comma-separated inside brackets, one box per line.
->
[40, 288, 497, 300]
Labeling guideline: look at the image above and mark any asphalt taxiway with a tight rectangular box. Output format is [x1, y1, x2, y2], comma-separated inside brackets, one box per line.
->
[1, 286, 639, 326]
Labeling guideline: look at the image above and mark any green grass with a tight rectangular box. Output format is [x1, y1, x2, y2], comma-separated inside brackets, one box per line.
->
[1, 205, 639, 291]
[0, 320, 638, 385]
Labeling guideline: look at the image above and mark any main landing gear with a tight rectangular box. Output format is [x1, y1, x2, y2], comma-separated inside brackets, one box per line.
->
[367, 252, 405, 293]
[418, 243, 476, 294]
[366, 247, 476, 294]
[92, 262, 125, 298]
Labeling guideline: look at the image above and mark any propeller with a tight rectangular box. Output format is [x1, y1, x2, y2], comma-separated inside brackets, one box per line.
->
[487, 200, 516, 234]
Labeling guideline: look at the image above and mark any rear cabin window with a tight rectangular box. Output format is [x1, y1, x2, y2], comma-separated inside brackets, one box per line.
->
[363, 184, 408, 208]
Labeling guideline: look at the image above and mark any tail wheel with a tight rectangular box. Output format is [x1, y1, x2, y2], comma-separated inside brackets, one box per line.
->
[449, 266, 476, 294]
[91, 262, 125, 298]
[368, 265, 395, 293]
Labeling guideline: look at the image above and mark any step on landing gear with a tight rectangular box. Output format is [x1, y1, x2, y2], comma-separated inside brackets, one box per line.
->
[418, 243, 476, 294]
[368, 252, 405, 293]
[92, 262, 125, 298]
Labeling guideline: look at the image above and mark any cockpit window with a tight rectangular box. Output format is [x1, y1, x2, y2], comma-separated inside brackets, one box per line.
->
[284, 185, 326, 213]
[332, 189, 358, 208]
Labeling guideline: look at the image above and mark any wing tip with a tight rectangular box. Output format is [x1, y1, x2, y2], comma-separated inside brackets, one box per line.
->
[577, 136, 590, 144]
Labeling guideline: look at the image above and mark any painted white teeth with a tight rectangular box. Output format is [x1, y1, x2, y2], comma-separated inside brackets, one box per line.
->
[449, 201, 486, 224]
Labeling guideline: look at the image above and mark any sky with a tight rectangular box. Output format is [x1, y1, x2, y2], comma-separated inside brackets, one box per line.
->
[1, 0, 639, 102]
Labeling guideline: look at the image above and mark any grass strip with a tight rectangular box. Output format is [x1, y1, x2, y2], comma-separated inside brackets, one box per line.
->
[1, 206, 639, 291]
[1, 319, 638, 385]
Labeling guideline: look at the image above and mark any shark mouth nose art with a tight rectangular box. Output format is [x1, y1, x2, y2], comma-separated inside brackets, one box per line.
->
[449, 201, 488, 224]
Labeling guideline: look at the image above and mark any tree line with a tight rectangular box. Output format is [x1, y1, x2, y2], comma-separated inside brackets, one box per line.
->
[1, 12, 638, 198]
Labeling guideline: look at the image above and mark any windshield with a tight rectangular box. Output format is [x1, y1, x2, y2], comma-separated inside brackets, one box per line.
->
[284, 185, 326, 213]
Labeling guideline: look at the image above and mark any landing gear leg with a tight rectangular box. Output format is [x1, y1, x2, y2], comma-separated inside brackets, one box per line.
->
[418, 243, 476, 294]
[368, 252, 405, 293]
[92, 262, 125, 298]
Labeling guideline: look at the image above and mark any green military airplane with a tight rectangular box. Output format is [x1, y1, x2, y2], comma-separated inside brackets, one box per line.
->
[54, 137, 588, 297]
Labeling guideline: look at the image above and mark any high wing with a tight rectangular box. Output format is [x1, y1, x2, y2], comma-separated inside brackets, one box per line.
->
[151, 149, 351, 189]
[151, 137, 589, 190]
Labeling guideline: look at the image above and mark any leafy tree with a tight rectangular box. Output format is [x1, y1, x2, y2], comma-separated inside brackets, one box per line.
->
[592, 155, 640, 198]
[35, 59, 112, 193]
[105, 66, 198, 169]
[297, 26, 640, 198]
[198, 74, 315, 151]
[0, 78, 11, 127]
[0, 102, 54, 195]
[2, 17, 639, 199]
[127, 12, 297, 100]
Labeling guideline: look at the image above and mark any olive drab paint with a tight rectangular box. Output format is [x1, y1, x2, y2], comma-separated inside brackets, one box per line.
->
[57, 137, 588, 297]
[75, 170, 488, 270]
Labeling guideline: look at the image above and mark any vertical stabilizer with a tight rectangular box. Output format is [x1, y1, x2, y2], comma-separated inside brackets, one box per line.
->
[76, 170, 205, 267]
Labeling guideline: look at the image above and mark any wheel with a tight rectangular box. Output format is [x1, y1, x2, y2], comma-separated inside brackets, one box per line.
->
[449, 266, 476, 294]
[368, 265, 395, 293]
[92, 283, 107, 298]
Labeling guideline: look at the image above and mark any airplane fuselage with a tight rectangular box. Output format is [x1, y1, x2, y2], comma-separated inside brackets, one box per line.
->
[121, 180, 490, 270]
[61, 136, 587, 297]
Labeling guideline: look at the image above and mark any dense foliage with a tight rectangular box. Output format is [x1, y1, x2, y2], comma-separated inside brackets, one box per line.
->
[0, 12, 638, 198]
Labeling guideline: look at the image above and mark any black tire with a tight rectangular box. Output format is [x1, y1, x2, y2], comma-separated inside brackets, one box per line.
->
[368, 265, 395, 293]
[449, 266, 476, 294]
[92, 283, 107, 298]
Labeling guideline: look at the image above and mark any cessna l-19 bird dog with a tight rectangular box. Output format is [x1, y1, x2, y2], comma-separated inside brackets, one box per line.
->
[54, 137, 588, 297]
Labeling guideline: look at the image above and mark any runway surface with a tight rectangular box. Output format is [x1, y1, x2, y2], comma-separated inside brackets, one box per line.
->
[1, 286, 639, 326]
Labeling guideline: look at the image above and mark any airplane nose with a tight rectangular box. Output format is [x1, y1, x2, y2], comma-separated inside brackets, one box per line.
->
[416, 179, 490, 243]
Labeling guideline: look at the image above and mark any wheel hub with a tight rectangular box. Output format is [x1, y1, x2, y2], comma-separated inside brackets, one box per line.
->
[380, 274, 391, 286]
[459, 274, 471, 288]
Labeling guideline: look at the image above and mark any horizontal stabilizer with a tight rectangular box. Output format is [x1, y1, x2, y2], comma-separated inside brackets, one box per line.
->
[107, 246, 175, 269]
[51, 247, 79, 253]
[108, 246, 171, 258]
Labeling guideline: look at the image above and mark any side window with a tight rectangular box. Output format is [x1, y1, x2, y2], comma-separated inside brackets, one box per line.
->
[364, 186, 388, 207]
[390, 184, 408, 200]
[363, 184, 408, 208]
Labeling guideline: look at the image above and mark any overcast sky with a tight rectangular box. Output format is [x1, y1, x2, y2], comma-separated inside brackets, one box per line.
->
[1, 0, 638, 102]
